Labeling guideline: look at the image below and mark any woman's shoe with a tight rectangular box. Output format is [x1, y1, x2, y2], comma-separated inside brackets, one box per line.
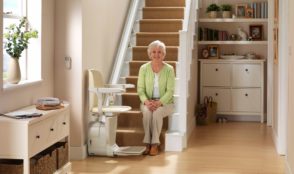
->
[149, 144, 159, 156]
[143, 144, 151, 155]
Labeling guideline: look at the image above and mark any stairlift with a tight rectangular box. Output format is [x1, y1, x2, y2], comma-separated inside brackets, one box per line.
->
[87, 69, 146, 156]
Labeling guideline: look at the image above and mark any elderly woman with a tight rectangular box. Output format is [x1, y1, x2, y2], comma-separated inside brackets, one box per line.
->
[137, 40, 175, 156]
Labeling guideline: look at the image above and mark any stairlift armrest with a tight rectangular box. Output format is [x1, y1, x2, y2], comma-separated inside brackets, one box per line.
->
[89, 87, 125, 94]
[105, 84, 135, 89]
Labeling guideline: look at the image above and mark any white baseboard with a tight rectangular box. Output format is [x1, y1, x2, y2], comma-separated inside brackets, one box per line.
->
[165, 131, 185, 151]
[285, 160, 293, 174]
[70, 144, 87, 160]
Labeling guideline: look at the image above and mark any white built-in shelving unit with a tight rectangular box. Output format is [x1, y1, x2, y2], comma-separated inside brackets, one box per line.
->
[197, 0, 273, 122]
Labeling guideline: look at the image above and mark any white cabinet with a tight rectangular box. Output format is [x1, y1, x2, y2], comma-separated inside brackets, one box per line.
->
[0, 104, 71, 174]
[199, 59, 265, 122]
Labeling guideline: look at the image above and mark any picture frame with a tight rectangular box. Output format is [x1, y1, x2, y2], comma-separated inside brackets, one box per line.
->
[201, 48, 209, 59]
[249, 25, 263, 40]
[208, 45, 219, 59]
[236, 4, 247, 18]
[245, 8, 254, 18]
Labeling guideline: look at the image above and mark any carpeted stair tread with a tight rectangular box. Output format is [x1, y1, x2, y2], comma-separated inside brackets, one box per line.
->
[145, 0, 185, 7]
[136, 32, 179, 46]
[140, 19, 182, 32]
[143, 7, 184, 19]
[132, 46, 178, 61]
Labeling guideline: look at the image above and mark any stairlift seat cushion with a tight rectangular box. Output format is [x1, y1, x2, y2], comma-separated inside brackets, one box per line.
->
[92, 106, 131, 113]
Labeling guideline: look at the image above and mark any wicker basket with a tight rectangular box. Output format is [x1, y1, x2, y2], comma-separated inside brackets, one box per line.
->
[0, 159, 23, 174]
[55, 142, 69, 169]
[31, 148, 57, 174]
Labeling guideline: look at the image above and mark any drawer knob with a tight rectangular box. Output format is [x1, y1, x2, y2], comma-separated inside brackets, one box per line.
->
[215, 68, 218, 71]
[36, 135, 40, 139]
[245, 69, 248, 72]
[245, 93, 248, 96]
[215, 93, 218, 96]
[50, 128, 54, 131]
[63, 122, 66, 125]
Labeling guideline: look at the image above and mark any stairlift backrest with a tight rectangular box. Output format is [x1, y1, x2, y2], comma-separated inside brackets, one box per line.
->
[88, 69, 104, 113]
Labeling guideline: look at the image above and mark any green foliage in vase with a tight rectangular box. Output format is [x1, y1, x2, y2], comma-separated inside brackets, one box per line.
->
[206, 4, 220, 12]
[3, 17, 38, 59]
[221, 4, 232, 11]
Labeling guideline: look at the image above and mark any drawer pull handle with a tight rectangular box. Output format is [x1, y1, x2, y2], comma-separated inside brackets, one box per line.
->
[63, 122, 66, 125]
[215, 68, 218, 71]
[245, 69, 249, 72]
[50, 128, 54, 131]
[36, 135, 40, 139]
[245, 93, 248, 96]
[215, 93, 218, 96]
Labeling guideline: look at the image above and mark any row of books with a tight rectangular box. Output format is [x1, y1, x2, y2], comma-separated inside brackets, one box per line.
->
[198, 27, 229, 41]
[247, 2, 268, 18]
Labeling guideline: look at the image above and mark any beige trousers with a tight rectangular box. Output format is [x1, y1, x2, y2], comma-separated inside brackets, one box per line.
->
[141, 103, 174, 144]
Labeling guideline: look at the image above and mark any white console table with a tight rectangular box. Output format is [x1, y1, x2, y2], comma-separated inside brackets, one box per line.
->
[0, 104, 71, 174]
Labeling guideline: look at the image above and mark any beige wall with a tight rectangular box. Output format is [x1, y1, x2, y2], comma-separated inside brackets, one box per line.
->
[54, 0, 83, 149]
[54, 0, 130, 158]
[287, 0, 294, 172]
[0, 0, 54, 113]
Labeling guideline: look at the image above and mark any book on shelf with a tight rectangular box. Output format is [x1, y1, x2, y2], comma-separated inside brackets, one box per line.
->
[198, 27, 228, 41]
[250, 1, 268, 19]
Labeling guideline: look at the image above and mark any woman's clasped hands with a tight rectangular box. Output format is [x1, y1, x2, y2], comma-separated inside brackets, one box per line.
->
[144, 99, 162, 112]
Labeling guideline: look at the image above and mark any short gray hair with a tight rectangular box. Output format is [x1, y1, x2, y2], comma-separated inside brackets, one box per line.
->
[147, 40, 166, 58]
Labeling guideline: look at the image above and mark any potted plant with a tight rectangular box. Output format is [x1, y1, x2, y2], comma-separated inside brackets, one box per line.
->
[3, 17, 38, 84]
[206, 3, 220, 18]
[221, 4, 232, 18]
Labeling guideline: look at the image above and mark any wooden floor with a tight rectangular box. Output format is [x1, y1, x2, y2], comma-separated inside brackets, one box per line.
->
[70, 122, 285, 174]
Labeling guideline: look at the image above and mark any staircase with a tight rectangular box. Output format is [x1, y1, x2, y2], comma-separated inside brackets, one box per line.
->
[116, 0, 185, 150]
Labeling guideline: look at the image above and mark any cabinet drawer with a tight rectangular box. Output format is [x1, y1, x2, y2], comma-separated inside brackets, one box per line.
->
[56, 111, 70, 140]
[202, 88, 231, 112]
[231, 88, 261, 112]
[202, 63, 231, 86]
[232, 64, 261, 87]
[28, 111, 70, 157]
[28, 118, 53, 157]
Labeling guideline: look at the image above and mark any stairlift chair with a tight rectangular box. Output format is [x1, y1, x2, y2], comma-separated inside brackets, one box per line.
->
[87, 69, 146, 156]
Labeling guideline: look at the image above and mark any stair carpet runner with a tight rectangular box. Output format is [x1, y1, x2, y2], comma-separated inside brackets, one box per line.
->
[116, 0, 185, 151]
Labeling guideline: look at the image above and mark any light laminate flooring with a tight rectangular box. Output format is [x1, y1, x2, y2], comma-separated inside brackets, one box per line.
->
[70, 122, 285, 174]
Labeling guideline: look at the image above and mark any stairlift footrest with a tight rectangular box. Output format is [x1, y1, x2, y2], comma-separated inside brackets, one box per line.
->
[114, 146, 146, 156]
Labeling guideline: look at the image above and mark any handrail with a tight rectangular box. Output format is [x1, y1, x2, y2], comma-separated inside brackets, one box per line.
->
[182, 0, 192, 31]
[109, 0, 140, 84]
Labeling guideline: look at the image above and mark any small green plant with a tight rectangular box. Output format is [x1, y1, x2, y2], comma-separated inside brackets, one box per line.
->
[206, 4, 220, 13]
[221, 4, 232, 11]
[3, 17, 38, 58]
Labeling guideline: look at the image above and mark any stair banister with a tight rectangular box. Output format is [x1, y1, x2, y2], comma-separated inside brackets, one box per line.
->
[109, 0, 140, 84]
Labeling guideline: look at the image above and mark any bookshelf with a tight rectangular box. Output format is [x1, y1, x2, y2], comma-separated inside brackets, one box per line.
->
[197, 0, 272, 122]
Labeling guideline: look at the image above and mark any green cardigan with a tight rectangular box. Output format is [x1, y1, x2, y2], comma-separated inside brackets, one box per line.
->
[137, 62, 175, 105]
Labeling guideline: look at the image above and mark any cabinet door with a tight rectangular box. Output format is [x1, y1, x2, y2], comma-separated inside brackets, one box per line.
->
[202, 87, 231, 112]
[231, 88, 261, 112]
[202, 63, 231, 86]
[232, 64, 261, 87]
